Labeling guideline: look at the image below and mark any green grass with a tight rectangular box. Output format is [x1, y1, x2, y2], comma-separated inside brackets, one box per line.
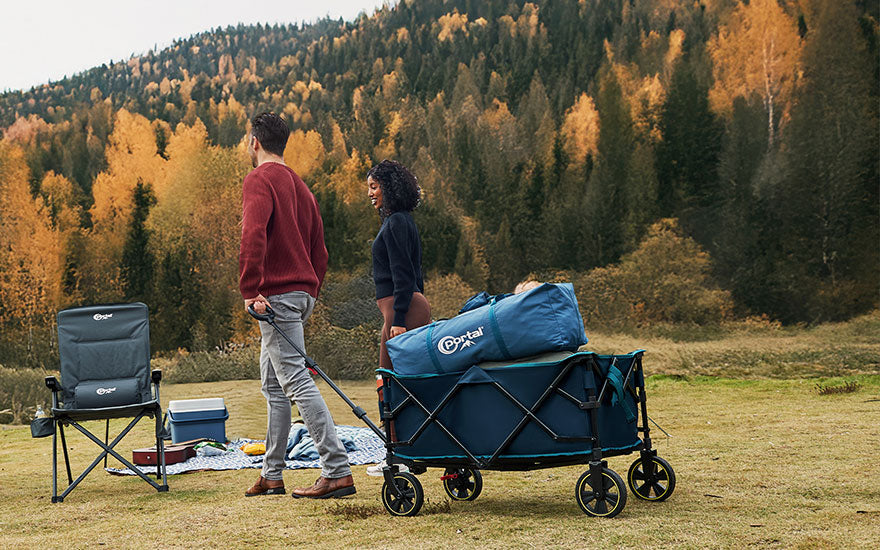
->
[2, 373, 879, 549]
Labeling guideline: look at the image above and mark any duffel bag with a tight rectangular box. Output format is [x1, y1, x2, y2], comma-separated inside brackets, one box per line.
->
[386, 282, 588, 375]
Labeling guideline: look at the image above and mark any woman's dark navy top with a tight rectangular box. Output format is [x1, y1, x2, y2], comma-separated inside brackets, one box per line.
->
[371, 211, 424, 327]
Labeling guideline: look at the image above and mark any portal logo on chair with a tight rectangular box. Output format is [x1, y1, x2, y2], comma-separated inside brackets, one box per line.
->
[93, 313, 113, 321]
[96, 387, 117, 396]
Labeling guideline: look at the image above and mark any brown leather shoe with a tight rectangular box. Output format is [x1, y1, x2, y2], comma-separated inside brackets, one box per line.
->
[245, 475, 285, 497]
[291, 475, 356, 499]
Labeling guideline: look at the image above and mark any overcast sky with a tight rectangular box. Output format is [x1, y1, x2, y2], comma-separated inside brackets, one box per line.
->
[0, 1, 387, 92]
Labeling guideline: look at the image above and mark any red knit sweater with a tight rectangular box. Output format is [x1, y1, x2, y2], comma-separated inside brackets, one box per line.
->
[239, 162, 328, 300]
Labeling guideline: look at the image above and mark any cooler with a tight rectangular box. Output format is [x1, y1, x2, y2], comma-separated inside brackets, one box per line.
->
[167, 397, 229, 443]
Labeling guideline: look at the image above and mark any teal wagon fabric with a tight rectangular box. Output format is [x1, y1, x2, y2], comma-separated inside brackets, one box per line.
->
[378, 351, 643, 462]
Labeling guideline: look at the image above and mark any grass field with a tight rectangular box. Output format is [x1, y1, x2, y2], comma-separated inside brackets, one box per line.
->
[2, 374, 878, 548]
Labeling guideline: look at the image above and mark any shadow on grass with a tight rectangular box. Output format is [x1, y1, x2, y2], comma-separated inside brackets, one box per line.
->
[328, 497, 452, 520]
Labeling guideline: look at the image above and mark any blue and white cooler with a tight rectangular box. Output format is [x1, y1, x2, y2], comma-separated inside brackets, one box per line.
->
[167, 398, 229, 443]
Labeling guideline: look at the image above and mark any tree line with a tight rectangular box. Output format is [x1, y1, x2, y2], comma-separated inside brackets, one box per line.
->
[0, 0, 877, 369]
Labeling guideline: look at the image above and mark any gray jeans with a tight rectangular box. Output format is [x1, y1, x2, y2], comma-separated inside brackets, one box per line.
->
[258, 290, 351, 480]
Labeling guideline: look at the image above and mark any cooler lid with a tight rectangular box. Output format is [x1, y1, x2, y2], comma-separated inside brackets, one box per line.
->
[168, 397, 225, 412]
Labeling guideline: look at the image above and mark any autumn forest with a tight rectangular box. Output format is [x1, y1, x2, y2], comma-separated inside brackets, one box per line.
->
[0, 0, 877, 372]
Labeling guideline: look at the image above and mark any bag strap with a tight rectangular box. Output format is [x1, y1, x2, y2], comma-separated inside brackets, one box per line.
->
[606, 359, 637, 423]
[425, 323, 443, 374]
[488, 298, 512, 360]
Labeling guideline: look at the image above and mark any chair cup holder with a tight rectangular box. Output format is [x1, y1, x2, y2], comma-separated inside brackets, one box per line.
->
[31, 417, 55, 438]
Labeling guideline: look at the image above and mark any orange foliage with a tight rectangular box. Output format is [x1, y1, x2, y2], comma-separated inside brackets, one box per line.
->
[0, 142, 65, 321]
[85, 109, 166, 300]
[437, 10, 469, 42]
[40, 171, 81, 233]
[373, 112, 403, 161]
[284, 129, 326, 178]
[561, 93, 600, 165]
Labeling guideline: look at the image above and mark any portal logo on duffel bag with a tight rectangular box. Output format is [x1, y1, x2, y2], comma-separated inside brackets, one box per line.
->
[437, 326, 484, 355]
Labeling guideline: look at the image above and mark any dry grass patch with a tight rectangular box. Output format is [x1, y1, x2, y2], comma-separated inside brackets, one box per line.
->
[2, 373, 879, 549]
[584, 311, 880, 379]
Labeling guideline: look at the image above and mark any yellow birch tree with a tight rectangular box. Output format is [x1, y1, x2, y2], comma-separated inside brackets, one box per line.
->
[561, 93, 600, 167]
[708, 0, 802, 147]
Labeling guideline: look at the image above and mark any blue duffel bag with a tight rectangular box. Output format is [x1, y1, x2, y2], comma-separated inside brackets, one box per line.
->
[386, 282, 588, 375]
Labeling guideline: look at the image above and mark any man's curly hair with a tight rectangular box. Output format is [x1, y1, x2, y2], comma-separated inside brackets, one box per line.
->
[367, 160, 421, 216]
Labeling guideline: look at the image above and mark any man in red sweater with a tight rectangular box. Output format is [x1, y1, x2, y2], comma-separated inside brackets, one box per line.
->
[240, 112, 354, 499]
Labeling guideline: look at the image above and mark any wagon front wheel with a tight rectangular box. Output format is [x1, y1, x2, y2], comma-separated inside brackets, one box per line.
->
[381, 472, 424, 517]
[575, 467, 627, 518]
[442, 468, 483, 501]
[628, 455, 675, 502]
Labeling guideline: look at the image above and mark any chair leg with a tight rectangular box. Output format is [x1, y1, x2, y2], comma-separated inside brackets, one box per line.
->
[155, 437, 161, 479]
[59, 422, 73, 485]
[51, 419, 60, 503]
[154, 412, 168, 489]
[156, 436, 168, 490]
[104, 419, 109, 468]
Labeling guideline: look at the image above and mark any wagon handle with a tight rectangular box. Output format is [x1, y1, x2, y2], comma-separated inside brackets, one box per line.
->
[247, 304, 275, 322]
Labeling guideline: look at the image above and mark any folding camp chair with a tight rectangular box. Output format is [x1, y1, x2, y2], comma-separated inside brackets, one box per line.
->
[43, 302, 169, 502]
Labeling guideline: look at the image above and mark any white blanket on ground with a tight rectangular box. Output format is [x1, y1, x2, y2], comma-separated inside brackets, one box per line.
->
[106, 425, 384, 476]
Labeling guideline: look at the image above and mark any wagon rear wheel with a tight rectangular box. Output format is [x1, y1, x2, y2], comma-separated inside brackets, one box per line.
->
[442, 468, 483, 501]
[628, 455, 675, 502]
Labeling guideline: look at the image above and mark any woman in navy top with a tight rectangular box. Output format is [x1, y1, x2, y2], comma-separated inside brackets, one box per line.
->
[367, 160, 432, 371]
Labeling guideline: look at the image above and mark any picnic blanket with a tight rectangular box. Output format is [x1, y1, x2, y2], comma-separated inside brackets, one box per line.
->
[107, 425, 384, 476]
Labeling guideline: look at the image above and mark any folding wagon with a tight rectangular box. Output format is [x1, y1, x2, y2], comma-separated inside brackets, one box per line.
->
[248, 305, 674, 518]
[375, 350, 675, 517]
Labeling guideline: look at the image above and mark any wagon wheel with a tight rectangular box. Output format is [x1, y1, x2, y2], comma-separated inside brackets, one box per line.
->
[628, 455, 676, 502]
[575, 467, 627, 518]
[442, 468, 483, 501]
[381, 472, 424, 517]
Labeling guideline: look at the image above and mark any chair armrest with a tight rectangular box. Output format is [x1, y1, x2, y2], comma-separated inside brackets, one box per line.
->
[45, 376, 61, 392]
[151, 369, 162, 384]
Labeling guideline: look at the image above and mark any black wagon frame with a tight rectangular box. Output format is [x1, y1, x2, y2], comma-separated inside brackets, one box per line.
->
[380, 353, 649, 470]
[374, 351, 674, 517]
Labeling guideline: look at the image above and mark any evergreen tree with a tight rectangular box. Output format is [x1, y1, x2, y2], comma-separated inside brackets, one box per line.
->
[584, 67, 634, 267]
[120, 180, 156, 303]
[415, 200, 461, 274]
[508, 161, 548, 272]
[771, 0, 879, 321]
[711, 97, 772, 316]
[151, 247, 199, 352]
[656, 59, 723, 216]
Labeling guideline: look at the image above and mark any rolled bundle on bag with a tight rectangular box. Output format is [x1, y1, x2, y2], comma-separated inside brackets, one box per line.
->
[386, 283, 588, 375]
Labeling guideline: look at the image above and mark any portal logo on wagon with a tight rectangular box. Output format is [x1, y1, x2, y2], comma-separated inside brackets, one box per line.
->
[437, 326, 484, 355]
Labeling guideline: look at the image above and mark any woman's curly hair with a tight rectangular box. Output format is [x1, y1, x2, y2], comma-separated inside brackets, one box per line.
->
[367, 160, 421, 216]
